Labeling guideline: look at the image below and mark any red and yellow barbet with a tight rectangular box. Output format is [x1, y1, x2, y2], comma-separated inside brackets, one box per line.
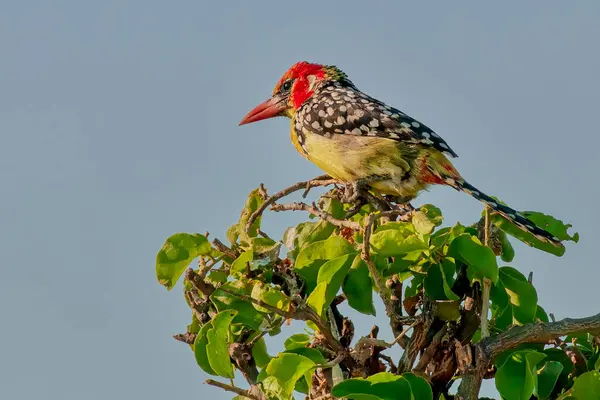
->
[239, 61, 561, 247]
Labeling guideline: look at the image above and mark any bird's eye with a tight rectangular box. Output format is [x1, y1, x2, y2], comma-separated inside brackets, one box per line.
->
[280, 80, 293, 92]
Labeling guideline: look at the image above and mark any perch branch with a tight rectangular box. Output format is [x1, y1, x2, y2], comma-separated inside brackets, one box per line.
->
[245, 176, 337, 232]
[271, 201, 361, 231]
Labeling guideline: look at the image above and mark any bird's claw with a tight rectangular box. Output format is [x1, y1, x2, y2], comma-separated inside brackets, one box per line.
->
[338, 181, 365, 204]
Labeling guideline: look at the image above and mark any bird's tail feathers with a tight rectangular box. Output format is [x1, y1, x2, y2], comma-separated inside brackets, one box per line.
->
[445, 178, 561, 247]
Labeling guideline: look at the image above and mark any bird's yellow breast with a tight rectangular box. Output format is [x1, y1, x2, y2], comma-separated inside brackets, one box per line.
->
[289, 122, 428, 198]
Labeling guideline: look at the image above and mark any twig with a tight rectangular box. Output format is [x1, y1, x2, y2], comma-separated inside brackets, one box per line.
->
[173, 332, 196, 345]
[245, 176, 338, 232]
[354, 319, 420, 351]
[205, 379, 259, 400]
[379, 354, 398, 373]
[271, 201, 361, 231]
[316, 352, 347, 369]
[212, 238, 237, 259]
[361, 210, 414, 330]
[389, 320, 421, 347]
[413, 326, 447, 372]
[480, 206, 491, 339]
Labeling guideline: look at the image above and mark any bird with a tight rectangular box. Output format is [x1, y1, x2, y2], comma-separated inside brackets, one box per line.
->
[238, 61, 562, 247]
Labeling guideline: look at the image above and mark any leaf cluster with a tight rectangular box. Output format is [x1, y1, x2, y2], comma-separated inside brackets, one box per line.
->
[154, 182, 594, 400]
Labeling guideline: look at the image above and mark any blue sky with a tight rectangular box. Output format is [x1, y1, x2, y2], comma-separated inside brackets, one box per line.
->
[1, 1, 599, 398]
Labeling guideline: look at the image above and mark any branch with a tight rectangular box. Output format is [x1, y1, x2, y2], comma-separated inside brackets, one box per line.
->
[413, 325, 447, 372]
[456, 312, 600, 400]
[205, 379, 260, 400]
[480, 206, 492, 339]
[361, 210, 414, 333]
[245, 175, 337, 232]
[173, 332, 196, 345]
[483, 312, 600, 358]
[271, 201, 361, 231]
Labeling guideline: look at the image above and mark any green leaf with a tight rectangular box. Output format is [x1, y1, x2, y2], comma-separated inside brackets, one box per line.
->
[307, 281, 328, 317]
[496, 350, 547, 400]
[570, 371, 600, 399]
[332, 372, 413, 400]
[491, 210, 577, 257]
[294, 236, 355, 292]
[499, 230, 515, 262]
[156, 233, 211, 290]
[250, 282, 290, 314]
[420, 204, 443, 225]
[284, 347, 326, 364]
[424, 260, 459, 301]
[448, 234, 498, 283]
[230, 250, 254, 276]
[310, 253, 356, 315]
[435, 300, 461, 321]
[205, 270, 228, 286]
[500, 267, 538, 324]
[210, 282, 264, 329]
[343, 256, 376, 315]
[206, 310, 237, 379]
[491, 267, 538, 330]
[385, 256, 413, 276]
[523, 211, 579, 243]
[403, 372, 434, 400]
[536, 361, 564, 400]
[259, 376, 287, 400]
[252, 337, 271, 369]
[284, 334, 312, 350]
[412, 204, 443, 235]
[194, 322, 217, 376]
[265, 353, 316, 399]
[284, 197, 344, 254]
[238, 188, 265, 242]
[369, 222, 429, 257]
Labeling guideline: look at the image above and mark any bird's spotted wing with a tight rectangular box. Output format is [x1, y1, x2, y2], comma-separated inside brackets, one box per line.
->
[295, 82, 458, 158]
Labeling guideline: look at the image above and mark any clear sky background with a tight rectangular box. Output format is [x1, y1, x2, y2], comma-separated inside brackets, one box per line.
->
[1, 1, 599, 399]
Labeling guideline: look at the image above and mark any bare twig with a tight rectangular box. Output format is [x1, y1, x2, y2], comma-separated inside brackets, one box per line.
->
[271, 201, 361, 231]
[354, 319, 420, 351]
[414, 326, 447, 372]
[480, 206, 491, 339]
[205, 379, 260, 400]
[212, 238, 237, 259]
[361, 210, 414, 331]
[245, 176, 338, 232]
[379, 354, 398, 373]
[316, 352, 347, 369]
[173, 332, 196, 345]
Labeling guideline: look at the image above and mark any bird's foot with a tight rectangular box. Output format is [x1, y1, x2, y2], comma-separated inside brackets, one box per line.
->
[339, 180, 369, 204]
[337, 180, 369, 217]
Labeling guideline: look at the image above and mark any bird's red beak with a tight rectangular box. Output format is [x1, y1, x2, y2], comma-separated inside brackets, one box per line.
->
[239, 97, 287, 126]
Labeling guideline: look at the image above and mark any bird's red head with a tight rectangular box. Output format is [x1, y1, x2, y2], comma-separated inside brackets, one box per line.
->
[239, 61, 348, 126]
